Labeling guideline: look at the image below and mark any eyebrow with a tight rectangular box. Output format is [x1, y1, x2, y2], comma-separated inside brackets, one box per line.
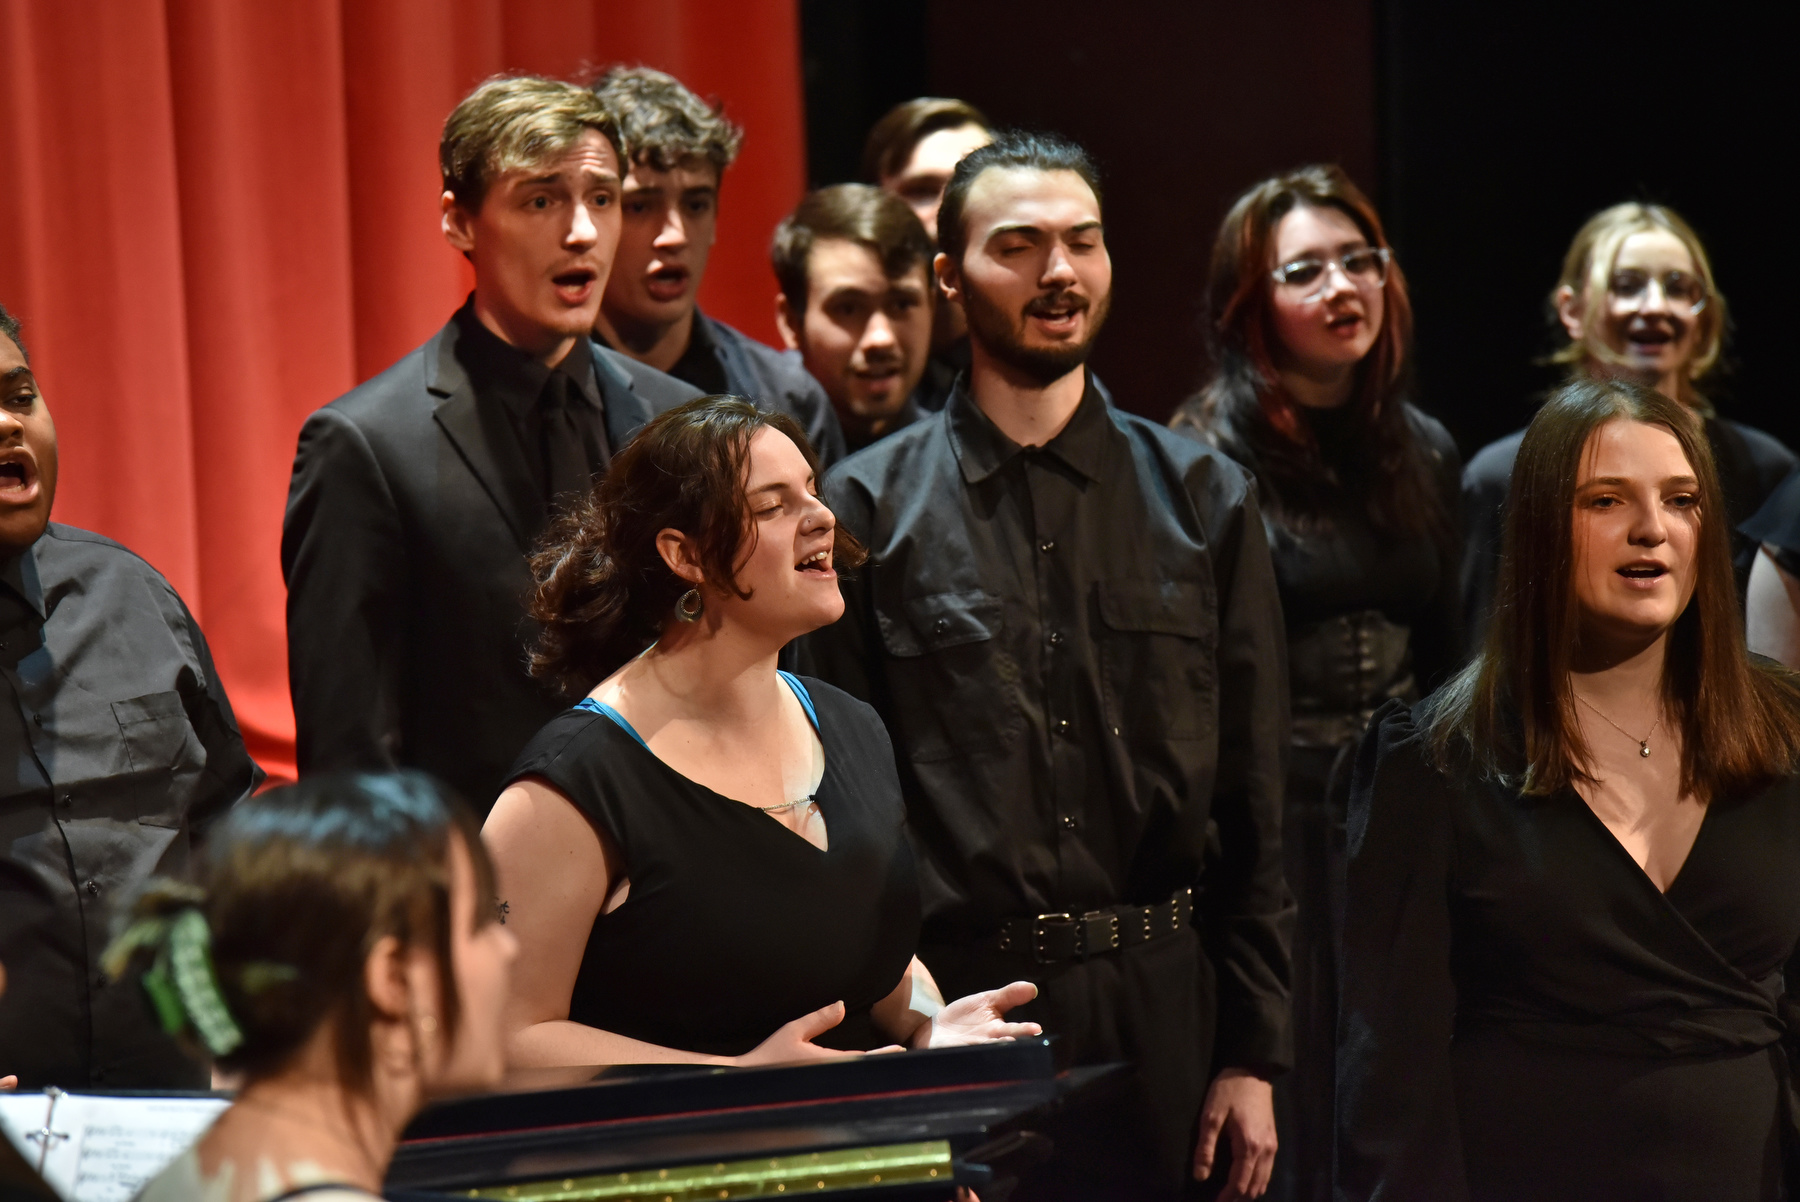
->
[988, 219, 1104, 240]
[2, 366, 34, 383]
[521, 167, 619, 188]
[1582, 475, 1700, 487]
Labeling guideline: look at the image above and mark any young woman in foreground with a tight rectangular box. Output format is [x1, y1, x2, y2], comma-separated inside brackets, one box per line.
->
[123, 773, 517, 1202]
[1339, 378, 1800, 1201]
[485, 397, 1037, 1066]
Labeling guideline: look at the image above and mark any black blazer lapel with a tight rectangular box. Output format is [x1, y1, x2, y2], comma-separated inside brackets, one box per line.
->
[592, 340, 657, 451]
[426, 323, 542, 552]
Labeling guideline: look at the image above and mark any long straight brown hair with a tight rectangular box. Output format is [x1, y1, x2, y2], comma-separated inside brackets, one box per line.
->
[1423, 377, 1800, 801]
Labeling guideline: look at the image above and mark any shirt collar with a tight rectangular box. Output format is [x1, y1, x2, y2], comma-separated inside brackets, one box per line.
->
[946, 369, 1118, 485]
[0, 539, 47, 623]
[452, 299, 600, 421]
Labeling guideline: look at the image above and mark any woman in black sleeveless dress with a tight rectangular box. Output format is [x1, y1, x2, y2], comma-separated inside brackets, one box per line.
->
[1339, 380, 1800, 1201]
[485, 397, 1040, 1066]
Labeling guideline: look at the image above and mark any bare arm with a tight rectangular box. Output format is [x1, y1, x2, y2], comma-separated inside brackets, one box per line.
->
[1746, 545, 1800, 669]
[483, 778, 867, 1068]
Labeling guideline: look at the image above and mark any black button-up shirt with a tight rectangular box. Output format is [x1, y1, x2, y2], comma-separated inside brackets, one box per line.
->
[799, 376, 1292, 1069]
[0, 524, 261, 1089]
[453, 301, 610, 502]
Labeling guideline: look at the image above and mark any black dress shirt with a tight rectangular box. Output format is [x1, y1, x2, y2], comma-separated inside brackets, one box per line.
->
[453, 304, 610, 504]
[0, 525, 261, 1089]
[799, 376, 1293, 1071]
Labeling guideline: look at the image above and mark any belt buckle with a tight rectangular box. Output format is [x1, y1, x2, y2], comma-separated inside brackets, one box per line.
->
[1033, 912, 1074, 964]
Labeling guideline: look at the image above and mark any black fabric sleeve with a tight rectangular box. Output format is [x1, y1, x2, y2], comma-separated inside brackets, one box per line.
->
[1740, 466, 1800, 557]
[1336, 699, 1468, 1202]
[1459, 455, 1508, 663]
[176, 600, 263, 836]
[1411, 415, 1467, 692]
[281, 408, 408, 776]
[1196, 474, 1296, 1073]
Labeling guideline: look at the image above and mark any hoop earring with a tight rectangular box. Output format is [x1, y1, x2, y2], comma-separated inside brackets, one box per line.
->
[675, 589, 704, 622]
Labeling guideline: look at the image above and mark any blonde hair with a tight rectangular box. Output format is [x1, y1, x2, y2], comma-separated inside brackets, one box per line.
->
[441, 75, 622, 212]
[1549, 202, 1726, 389]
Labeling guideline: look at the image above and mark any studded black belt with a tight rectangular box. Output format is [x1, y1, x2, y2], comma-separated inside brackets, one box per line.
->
[995, 888, 1194, 964]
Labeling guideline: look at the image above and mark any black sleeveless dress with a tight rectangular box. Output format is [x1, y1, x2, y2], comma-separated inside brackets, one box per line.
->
[506, 673, 921, 1056]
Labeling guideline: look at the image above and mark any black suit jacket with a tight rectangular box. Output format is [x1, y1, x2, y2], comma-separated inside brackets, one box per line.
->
[282, 316, 700, 811]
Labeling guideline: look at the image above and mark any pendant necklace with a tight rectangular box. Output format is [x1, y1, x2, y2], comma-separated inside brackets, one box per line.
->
[755, 796, 816, 815]
[1575, 693, 1659, 758]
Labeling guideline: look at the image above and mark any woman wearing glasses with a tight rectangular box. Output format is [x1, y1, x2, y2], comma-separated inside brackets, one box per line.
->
[1170, 165, 1461, 1202]
[1462, 203, 1796, 647]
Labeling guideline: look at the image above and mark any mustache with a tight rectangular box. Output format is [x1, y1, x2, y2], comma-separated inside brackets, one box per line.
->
[1023, 289, 1090, 317]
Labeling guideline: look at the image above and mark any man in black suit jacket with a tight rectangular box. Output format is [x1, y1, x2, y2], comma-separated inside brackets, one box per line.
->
[283, 76, 698, 812]
[588, 67, 846, 465]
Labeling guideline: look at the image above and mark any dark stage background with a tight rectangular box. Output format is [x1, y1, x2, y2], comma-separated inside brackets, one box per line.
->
[802, 0, 1793, 457]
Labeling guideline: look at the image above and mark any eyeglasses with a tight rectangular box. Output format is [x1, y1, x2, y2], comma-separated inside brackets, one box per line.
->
[1269, 246, 1391, 302]
[1608, 268, 1708, 317]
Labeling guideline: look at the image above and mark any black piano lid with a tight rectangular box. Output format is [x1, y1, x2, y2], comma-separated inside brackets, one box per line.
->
[401, 1039, 1057, 1142]
[384, 1040, 1124, 1195]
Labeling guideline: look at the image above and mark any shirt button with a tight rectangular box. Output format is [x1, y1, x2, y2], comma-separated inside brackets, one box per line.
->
[1060, 815, 1077, 830]
[933, 618, 950, 634]
[31, 712, 43, 727]
[1054, 718, 1072, 738]
[1048, 631, 1064, 648]
[1039, 540, 1056, 554]
[84, 880, 100, 896]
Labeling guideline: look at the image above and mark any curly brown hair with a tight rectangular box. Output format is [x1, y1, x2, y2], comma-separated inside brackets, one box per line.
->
[528, 396, 866, 697]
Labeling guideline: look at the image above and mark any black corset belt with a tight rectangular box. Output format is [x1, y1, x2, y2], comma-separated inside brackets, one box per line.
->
[1288, 609, 1415, 748]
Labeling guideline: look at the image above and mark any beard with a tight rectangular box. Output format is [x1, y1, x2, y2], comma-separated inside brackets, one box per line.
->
[960, 278, 1111, 387]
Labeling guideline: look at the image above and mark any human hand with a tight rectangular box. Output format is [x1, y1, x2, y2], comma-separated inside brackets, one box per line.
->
[913, 981, 1042, 1049]
[0, 1075, 15, 1091]
[1192, 1068, 1276, 1199]
[734, 1001, 865, 1067]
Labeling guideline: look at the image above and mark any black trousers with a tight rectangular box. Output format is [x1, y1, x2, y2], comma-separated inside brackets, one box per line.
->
[920, 925, 1216, 1200]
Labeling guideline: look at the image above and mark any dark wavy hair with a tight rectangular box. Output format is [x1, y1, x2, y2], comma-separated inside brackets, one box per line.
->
[528, 396, 866, 697]
[1169, 165, 1438, 538]
[1422, 378, 1800, 800]
[935, 130, 1102, 266]
[109, 773, 495, 1090]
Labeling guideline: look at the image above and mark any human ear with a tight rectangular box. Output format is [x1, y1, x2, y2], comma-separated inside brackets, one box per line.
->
[363, 934, 410, 1021]
[774, 294, 802, 352]
[933, 252, 961, 306]
[1554, 285, 1585, 343]
[655, 529, 706, 586]
[442, 192, 476, 255]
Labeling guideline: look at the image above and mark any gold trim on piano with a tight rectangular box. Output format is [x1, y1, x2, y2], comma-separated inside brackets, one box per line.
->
[461, 1139, 955, 1199]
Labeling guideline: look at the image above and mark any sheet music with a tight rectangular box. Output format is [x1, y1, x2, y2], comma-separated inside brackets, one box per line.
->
[0, 1093, 227, 1202]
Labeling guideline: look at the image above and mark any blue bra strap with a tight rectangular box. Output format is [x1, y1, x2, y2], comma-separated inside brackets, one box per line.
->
[574, 696, 651, 752]
[577, 677, 819, 746]
[778, 670, 822, 736]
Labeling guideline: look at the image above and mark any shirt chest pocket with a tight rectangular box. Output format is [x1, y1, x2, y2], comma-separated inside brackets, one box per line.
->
[1097, 580, 1216, 741]
[877, 589, 1023, 761]
[112, 692, 202, 825]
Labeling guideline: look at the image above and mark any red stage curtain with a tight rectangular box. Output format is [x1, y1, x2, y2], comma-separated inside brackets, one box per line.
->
[0, 0, 807, 781]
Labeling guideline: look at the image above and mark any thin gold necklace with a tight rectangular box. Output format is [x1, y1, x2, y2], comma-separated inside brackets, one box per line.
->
[1575, 693, 1660, 759]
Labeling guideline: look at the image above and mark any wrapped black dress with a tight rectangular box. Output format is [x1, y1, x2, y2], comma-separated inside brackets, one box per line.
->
[1339, 700, 1800, 1201]
[506, 672, 921, 1056]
